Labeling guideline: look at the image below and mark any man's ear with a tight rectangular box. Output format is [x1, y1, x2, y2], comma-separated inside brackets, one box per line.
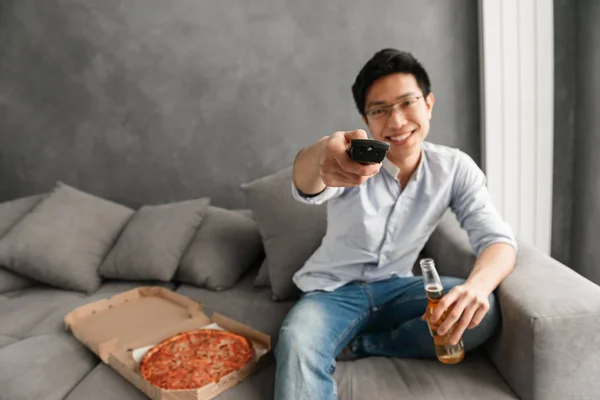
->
[425, 93, 435, 119]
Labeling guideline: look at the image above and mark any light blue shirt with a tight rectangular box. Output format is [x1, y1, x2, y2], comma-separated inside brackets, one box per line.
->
[291, 141, 517, 293]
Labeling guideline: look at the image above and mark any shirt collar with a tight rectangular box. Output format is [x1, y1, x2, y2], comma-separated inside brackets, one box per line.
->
[382, 156, 401, 179]
[381, 145, 426, 182]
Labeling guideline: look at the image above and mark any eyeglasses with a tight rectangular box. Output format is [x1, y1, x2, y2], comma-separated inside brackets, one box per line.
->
[365, 96, 423, 120]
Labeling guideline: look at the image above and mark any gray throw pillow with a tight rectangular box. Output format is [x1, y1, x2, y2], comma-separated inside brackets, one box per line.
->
[176, 206, 263, 291]
[99, 198, 210, 281]
[233, 209, 255, 221]
[0, 183, 134, 293]
[0, 194, 46, 237]
[253, 258, 270, 288]
[0, 269, 37, 293]
[241, 166, 327, 300]
[0, 194, 46, 293]
[234, 208, 270, 288]
[423, 209, 476, 279]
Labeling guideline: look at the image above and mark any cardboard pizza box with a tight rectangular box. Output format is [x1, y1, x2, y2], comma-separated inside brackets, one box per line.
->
[64, 286, 271, 400]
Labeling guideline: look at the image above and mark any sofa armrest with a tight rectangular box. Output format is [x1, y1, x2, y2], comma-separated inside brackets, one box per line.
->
[424, 210, 600, 400]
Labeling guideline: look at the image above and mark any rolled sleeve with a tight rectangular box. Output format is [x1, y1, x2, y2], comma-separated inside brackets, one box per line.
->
[450, 151, 518, 256]
[290, 182, 345, 205]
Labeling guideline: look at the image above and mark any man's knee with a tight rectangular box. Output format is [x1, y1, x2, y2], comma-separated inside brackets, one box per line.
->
[275, 300, 330, 362]
[462, 291, 501, 351]
[440, 276, 467, 291]
[276, 324, 313, 357]
[486, 290, 501, 330]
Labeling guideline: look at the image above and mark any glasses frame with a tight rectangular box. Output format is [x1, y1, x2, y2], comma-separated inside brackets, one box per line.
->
[365, 95, 424, 121]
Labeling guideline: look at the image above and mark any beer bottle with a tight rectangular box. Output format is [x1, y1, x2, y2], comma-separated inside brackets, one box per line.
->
[419, 258, 465, 364]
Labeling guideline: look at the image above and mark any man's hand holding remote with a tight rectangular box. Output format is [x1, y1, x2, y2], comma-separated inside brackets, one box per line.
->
[293, 129, 382, 195]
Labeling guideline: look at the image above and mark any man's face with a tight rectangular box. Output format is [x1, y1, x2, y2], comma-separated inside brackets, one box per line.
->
[362, 73, 435, 161]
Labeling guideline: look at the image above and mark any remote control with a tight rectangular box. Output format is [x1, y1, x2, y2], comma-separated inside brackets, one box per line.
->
[346, 139, 390, 164]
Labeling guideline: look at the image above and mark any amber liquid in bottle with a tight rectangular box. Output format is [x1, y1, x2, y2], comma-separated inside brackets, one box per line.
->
[421, 258, 465, 364]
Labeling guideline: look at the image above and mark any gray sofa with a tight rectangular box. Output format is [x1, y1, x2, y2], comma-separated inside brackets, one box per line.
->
[0, 178, 599, 400]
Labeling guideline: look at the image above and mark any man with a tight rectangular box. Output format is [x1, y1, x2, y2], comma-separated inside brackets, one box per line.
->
[274, 49, 517, 400]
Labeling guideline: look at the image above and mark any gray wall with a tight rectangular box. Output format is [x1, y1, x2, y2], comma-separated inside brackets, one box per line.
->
[568, 0, 600, 284]
[0, 0, 481, 209]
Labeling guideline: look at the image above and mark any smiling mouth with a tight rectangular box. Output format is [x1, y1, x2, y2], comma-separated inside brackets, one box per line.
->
[386, 129, 416, 143]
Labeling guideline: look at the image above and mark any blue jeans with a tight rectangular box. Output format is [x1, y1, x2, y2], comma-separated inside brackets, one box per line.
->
[273, 276, 501, 400]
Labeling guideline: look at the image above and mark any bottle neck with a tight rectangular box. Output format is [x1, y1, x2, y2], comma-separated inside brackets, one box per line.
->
[420, 257, 443, 291]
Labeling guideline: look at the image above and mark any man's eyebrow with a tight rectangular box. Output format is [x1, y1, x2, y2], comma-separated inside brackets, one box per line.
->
[366, 92, 417, 108]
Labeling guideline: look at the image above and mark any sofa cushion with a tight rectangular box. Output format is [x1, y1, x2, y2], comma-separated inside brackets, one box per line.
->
[0, 182, 134, 293]
[233, 208, 255, 221]
[0, 286, 85, 338]
[64, 362, 147, 400]
[0, 333, 97, 400]
[26, 281, 178, 337]
[176, 206, 264, 291]
[99, 198, 210, 282]
[0, 194, 46, 293]
[0, 268, 38, 294]
[176, 271, 295, 343]
[0, 194, 46, 236]
[253, 258, 270, 288]
[241, 167, 327, 300]
[90, 279, 178, 296]
[0, 335, 16, 349]
[333, 352, 517, 400]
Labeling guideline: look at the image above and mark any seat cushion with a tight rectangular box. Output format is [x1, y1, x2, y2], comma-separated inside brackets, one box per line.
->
[0, 333, 97, 400]
[0, 278, 518, 400]
[0, 286, 85, 338]
[176, 271, 296, 342]
[0, 281, 178, 338]
[333, 352, 518, 400]
[0, 335, 16, 349]
[65, 363, 148, 400]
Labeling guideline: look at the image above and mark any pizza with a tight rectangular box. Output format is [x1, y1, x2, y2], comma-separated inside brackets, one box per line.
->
[139, 328, 255, 390]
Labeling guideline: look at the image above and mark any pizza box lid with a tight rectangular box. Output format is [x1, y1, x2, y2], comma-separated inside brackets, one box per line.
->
[64, 286, 272, 400]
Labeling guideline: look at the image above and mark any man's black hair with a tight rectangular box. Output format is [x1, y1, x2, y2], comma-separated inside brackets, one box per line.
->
[352, 49, 431, 117]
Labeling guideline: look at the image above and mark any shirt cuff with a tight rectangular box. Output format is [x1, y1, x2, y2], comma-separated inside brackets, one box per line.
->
[290, 182, 344, 205]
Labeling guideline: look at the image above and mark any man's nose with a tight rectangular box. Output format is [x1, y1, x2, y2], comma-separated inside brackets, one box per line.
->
[387, 106, 409, 127]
